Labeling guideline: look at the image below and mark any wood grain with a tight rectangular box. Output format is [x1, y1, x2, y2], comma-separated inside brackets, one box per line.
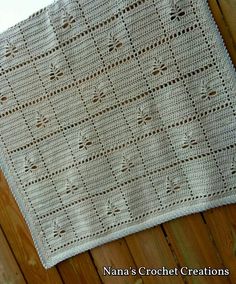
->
[217, 0, 236, 47]
[90, 238, 142, 284]
[0, 225, 26, 284]
[57, 252, 102, 284]
[163, 214, 231, 284]
[125, 226, 185, 284]
[203, 205, 236, 283]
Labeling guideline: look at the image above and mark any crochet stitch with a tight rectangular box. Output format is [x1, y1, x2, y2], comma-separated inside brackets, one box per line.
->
[0, 0, 235, 268]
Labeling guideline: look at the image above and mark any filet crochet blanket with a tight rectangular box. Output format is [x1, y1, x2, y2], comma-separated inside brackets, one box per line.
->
[0, 0, 235, 269]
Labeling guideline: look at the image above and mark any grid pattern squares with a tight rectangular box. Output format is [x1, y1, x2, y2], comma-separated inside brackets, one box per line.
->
[0, 0, 236, 268]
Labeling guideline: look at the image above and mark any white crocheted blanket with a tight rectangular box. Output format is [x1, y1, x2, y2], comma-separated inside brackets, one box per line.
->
[0, 0, 235, 268]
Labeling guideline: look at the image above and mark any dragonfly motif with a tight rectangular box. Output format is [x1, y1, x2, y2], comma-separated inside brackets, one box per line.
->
[107, 200, 121, 216]
[36, 111, 49, 128]
[137, 106, 152, 125]
[152, 58, 167, 76]
[5, 40, 18, 58]
[170, 2, 186, 21]
[24, 156, 38, 173]
[166, 176, 181, 194]
[0, 93, 7, 105]
[121, 156, 134, 173]
[78, 132, 92, 150]
[49, 63, 64, 80]
[201, 80, 217, 100]
[53, 220, 66, 238]
[65, 179, 78, 194]
[92, 85, 106, 103]
[62, 9, 76, 29]
[108, 33, 122, 52]
[181, 131, 197, 149]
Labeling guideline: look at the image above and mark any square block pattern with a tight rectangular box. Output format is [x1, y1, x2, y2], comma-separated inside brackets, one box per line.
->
[0, 0, 235, 269]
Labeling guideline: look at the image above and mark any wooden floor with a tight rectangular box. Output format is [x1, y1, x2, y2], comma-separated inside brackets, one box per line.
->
[0, 1, 236, 283]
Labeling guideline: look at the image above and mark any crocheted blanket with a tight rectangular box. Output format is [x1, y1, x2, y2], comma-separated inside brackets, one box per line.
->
[0, 0, 235, 269]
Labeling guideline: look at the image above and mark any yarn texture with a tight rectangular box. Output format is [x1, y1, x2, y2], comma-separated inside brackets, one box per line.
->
[0, 0, 235, 268]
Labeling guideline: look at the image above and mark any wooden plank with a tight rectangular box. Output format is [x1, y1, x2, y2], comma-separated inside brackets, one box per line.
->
[57, 252, 102, 284]
[125, 227, 185, 284]
[90, 238, 143, 284]
[0, 171, 63, 284]
[202, 205, 236, 283]
[201, 2, 236, 281]
[217, 0, 236, 46]
[163, 214, 231, 284]
[0, 225, 26, 284]
[208, 0, 236, 65]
